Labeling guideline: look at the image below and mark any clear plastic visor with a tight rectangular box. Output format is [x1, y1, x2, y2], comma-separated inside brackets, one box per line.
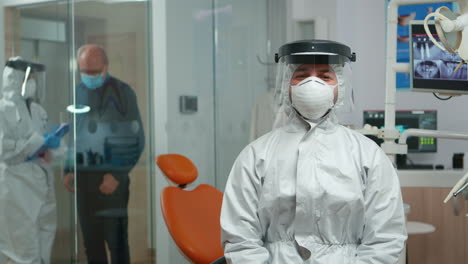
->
[274, 54, 353, 113]
[21, 66, 46, 102]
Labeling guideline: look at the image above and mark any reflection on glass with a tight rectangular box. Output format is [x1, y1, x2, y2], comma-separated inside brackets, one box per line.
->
[64, 44, 145, 263]
[3, 0, 153, 263]
[69, 1, 153, 263]
[213, 0, 272, 190]
[67, 104, 91, 114]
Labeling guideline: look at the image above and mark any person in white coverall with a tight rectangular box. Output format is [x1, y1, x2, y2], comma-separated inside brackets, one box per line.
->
[220, 40, 407, 263]
[0, 57, 63, 264]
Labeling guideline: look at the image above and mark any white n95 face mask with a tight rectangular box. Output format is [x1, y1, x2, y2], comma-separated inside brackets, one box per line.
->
[291, 76, 336, 120]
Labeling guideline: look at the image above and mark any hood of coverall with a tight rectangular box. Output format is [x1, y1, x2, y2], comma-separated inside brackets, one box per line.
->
[2, 57, 46, 103]
[273, 40, 356, 123]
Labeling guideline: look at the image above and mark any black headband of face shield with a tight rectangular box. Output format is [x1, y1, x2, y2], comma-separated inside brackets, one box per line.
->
[5, 59, 46, 73]
[274, 39, 356, 63]
[281, 54, 348, 65]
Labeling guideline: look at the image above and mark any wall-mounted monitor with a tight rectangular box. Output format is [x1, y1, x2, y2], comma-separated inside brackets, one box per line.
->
[363, 110, 437, 153]
[410, 21, 468, 94]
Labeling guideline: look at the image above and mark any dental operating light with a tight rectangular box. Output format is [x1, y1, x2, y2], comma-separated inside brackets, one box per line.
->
[424, 1, 468, 69]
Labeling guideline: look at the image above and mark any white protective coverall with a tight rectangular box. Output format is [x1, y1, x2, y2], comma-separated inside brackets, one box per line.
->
[221, 40, 407, 263]
[0, 61, 57, 264]
[221, 111, 407, 263]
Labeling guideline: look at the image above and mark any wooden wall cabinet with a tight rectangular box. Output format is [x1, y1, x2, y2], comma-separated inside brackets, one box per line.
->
[401, 187, 466, 264]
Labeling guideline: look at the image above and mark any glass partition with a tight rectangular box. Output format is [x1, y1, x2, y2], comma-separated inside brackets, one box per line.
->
[3, 0, 154, 263]
[4, 3, 73, 262]
[159, 0, 286, 261]
[213, 0, 269, 190]
[71, 2, 153, 262]
[213, 0, 286, 190]
[3, 0, 287, 262]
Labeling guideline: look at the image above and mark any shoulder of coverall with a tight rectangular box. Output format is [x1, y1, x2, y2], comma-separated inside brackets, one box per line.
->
[0, 98, 16, 110]
[338, 124, 387, 162]
[244, 124, 288, 160]
[0, 99, 19, 126]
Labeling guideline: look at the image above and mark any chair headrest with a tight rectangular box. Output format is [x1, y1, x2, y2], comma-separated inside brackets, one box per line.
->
[156, 154, 198, 185]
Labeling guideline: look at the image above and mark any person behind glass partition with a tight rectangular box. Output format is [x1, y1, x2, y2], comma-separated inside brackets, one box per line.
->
[0, 57, 64, 264]
[63, 44, 145, 264]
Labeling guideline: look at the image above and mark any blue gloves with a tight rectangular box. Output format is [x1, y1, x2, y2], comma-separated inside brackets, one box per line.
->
[44, 133, 61, 149]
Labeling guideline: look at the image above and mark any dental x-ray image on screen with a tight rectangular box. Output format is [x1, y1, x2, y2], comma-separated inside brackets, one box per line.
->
[411, 21, 468, 94]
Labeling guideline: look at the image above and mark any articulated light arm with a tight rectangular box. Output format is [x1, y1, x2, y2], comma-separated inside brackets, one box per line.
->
[397, 128, 468, 203]
[398, 128, 468, 144]
[383, 0, 468, 207]
[384, 0, 456, 159]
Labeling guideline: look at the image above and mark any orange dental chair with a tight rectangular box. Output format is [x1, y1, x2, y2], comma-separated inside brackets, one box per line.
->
[156, 154, 226, 264]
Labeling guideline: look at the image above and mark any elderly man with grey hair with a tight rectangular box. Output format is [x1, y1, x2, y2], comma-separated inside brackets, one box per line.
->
[64, 44, 145, 264]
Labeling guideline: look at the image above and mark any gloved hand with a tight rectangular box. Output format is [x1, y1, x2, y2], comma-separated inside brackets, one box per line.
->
[44, 133, 61, 149]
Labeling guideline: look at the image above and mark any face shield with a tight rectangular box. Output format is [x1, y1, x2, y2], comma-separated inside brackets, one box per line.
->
[5, 59, 46, 102]
[274, 40, 356, 122]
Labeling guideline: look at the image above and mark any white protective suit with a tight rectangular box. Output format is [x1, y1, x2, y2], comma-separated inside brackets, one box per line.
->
[0, 60, 57, 264]
[221, 40, 407, 263]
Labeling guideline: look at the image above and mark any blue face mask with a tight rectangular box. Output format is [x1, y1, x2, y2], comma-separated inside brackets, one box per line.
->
[81, 73, 106, 90]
